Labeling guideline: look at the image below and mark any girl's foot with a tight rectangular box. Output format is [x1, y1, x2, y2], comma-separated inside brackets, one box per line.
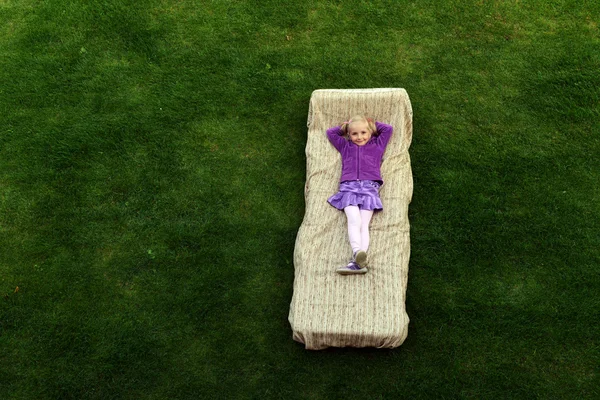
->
[336, 261, 368, 275]
[354, 250, 368, 268]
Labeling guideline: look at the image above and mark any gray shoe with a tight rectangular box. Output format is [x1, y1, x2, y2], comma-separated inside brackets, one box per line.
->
[354, 251, 368, 268]
[336, 261, 368, 275]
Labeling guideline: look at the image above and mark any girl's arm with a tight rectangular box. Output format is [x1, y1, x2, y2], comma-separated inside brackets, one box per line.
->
[375, 121, 393, 147]
[326, 125, 347, 152]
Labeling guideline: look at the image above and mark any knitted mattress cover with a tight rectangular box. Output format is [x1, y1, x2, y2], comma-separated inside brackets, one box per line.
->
[289, 88, 413, 350]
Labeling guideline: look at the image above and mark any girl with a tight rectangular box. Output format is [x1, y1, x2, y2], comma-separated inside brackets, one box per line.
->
[326, 115, 393, 275]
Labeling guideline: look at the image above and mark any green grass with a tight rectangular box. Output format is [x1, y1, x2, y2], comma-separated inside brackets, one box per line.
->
[1, 0, 599, 398]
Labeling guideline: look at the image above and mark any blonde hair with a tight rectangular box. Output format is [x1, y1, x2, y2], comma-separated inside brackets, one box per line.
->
[340, 115, 376, 139]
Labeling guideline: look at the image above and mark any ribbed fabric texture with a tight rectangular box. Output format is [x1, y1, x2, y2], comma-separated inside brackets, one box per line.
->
[289, 88, 414, 350]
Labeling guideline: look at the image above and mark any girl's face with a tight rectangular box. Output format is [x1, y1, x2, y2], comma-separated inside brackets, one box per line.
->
[348, 121, 372, 146]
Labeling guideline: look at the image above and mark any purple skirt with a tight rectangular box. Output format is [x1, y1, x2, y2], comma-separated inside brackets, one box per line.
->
[327, 180, 383, 211]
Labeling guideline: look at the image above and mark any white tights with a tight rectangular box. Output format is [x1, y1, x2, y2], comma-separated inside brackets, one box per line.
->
[344, 206, 374, 254]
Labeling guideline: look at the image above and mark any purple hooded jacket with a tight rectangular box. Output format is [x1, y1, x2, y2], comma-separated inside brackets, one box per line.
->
[327, 121, 393, 184]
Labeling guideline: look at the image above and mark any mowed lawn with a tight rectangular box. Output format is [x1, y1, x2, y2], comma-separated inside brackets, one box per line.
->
[1, 0, 598, 398]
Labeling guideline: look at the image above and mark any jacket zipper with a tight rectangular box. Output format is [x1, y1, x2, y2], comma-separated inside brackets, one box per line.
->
[357, 145, 360, 180]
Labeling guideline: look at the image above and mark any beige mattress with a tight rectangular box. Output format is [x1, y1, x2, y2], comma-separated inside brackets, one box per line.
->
[289, 88, 413, 350]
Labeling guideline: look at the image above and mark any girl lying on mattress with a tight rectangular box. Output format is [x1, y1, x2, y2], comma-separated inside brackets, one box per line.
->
[326, 116, 393, 275]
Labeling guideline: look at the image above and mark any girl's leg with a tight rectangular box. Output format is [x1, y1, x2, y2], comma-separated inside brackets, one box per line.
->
[359, 209, 374, 252]
[343, 206, 362, 254]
